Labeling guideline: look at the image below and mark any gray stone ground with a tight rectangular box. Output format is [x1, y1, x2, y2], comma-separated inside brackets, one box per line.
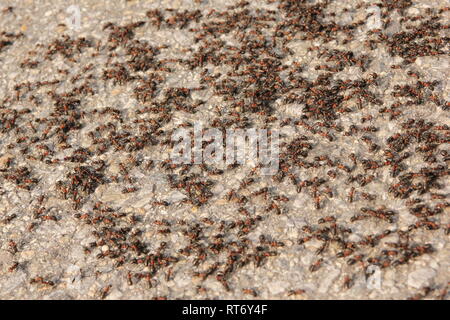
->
[0, 0, 449, 299]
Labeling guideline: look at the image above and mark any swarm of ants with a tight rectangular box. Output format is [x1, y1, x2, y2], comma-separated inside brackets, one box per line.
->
[0, 0, 449, 299]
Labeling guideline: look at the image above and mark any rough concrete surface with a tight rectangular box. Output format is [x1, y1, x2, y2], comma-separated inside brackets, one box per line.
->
[0, 0, 449, 300]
